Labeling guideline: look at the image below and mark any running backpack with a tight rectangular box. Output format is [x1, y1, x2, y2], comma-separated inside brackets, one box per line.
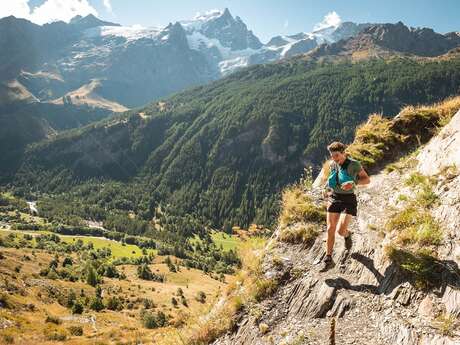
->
[327, 158, 355, 189]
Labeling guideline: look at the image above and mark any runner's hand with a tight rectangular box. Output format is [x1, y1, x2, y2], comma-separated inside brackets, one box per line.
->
[341, 182, 354, 191]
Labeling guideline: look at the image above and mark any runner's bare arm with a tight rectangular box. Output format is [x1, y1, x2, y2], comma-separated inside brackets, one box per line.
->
[356, 167, 370, 185]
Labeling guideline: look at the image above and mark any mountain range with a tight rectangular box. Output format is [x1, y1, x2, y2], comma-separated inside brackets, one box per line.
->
[0, 9, 402, 109]
[2, 9, 459, 111]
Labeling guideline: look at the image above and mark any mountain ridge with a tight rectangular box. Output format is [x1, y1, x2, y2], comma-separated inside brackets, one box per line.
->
[309, 21, 460, 60]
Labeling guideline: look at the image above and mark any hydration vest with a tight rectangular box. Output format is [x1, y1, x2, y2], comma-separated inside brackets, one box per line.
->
[327, 158, 355, 189]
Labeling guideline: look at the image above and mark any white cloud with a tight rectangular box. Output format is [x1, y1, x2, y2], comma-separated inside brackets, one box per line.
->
[193, 9, 222, 21]
[314, 11, 342, 31]
[0, 0, 31, 19]
[102, 0, 112, 13]
[283, 20, 289, 29]
[0, 0, 98, 25]
[31, 0, 97, 24]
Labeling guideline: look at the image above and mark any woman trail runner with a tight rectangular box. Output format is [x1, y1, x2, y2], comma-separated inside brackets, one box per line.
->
[320, 141, 371, 272]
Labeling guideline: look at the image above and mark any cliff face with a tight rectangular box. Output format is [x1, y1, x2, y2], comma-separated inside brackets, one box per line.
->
[212, 108, 460, 345]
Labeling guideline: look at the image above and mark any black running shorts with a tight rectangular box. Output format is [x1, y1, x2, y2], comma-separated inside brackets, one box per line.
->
[327, 192, 357, 216]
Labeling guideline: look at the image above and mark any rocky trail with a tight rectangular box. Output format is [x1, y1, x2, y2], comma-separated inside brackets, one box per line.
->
[213, 110, 460, 345]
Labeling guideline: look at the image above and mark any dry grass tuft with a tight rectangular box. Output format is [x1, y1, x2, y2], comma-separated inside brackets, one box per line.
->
[279, 184, 325, 228]
[319, 95, 460, 175]
[186, 238, 269, 345]
[279, 224, 319, 245]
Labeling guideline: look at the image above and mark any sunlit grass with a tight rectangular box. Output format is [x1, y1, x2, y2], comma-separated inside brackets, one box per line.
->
[59, 235, 156, 258]
[185, 237, 268, 345]
[384, 245, 440, 289]
[190, 231, 241, 252]
[0, 228, 154, 259]
[279, 184, 325, 228]
[339, 96, 460, 172]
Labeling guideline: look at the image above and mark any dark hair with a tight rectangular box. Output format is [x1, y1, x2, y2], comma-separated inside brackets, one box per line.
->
[327, 141, 347, 153]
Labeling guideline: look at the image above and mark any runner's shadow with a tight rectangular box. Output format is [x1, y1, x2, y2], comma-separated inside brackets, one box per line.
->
[325, 251, 460, 296]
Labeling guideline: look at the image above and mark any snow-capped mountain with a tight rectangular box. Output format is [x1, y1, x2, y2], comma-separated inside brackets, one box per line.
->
[181, 8, 262, 50]
[0, 9, 385, 108]
[263, 22, 372, 59]
[181, 9, 264, 75]
[182, 9, 372, 71]
[74, 9, 370, 81]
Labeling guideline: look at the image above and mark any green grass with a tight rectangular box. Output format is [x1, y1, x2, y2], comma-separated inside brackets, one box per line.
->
[210, 231, 241, 251]
[385, 170, 444, 289]
[0, 192, 14, 199]
[346, 114, 404, 167]
[190, 231, 241, 252]
[433, 313, 457, 337]
[385, 246, 440, 289]
[0, 229, 53, 236]
[385, 171, 442, 248]
[404, 172, 439, 208]
[345, 97, 460, 172]
[386, 206, 442, 247]
[0, 229, 154, 259]
[404, 172, 433, 188]
[397, 194, 409, 202]
[59, 236, 156, 259]
[279, 184, 325, 228]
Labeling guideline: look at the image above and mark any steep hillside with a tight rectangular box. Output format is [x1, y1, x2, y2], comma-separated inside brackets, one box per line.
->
[0, 102, 112, 181]
[205, 98, 460, 345]
[0, 80, 38, 105]
[309, 22, 460, 60]
[0, 230, 234, 345]
[0, 192, 241, 344]
[11, 57, 460, 232]
[50, 79, 128, 113]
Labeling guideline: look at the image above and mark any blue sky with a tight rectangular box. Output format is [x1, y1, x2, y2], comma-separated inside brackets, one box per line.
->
[2, 0, 460, 43]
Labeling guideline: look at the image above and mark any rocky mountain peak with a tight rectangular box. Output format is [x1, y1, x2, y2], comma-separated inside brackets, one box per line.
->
[222, 7, 232, 19]
[69, 14, 120, 30]
[309, 21, 460, 59]
[69, 15, 83, 24]
[364, 21, 460, 56]
[162, 21, 188, 46]
[266, 35, 290, 47]
[331, 21, 373, 42]
[197, 8, 263, 50]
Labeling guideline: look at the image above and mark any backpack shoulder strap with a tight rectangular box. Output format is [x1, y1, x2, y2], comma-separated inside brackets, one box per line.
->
[330, 161, 340, 187]
[341, 157, 351, 170]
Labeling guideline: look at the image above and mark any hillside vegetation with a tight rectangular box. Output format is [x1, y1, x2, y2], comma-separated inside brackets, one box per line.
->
[0, 102, 112, 181]
[9, 57, 460, 236]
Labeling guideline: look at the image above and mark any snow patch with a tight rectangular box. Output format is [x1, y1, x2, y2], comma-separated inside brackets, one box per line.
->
[311, 25, 338, 43]
[85, 25, 162, 41]
[187, 31, 257, 60]
[187, 31, 259, 74]
[266, 33, 316, 57]
[181, 9, 224, 32]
